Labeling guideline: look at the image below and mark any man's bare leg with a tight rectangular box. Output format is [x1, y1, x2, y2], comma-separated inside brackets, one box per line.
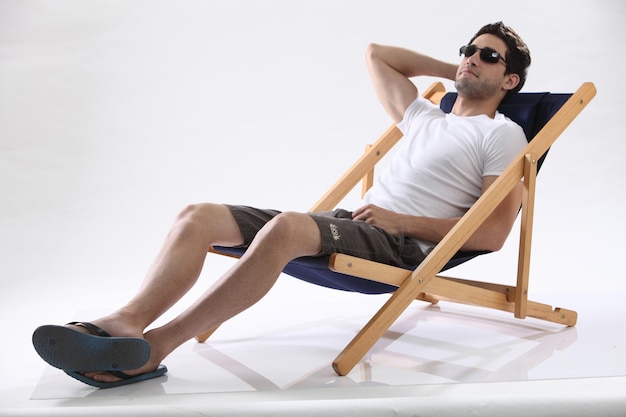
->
[68, 203, 244, 354]
[81, 208, 323, 383]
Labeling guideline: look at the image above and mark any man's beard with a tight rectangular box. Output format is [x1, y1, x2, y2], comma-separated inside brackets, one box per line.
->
[455, 77, 501, 101]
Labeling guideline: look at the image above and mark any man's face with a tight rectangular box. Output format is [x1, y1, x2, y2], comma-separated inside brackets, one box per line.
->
[455, 34, 509, 101]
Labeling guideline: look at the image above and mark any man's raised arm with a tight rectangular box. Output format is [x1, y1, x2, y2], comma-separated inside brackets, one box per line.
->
[366, 44, 457, 123]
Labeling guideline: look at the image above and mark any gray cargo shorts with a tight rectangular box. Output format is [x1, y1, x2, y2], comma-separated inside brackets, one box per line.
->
[225, 205, 427, 269]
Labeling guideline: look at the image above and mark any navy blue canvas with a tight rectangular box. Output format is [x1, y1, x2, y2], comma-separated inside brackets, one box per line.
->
[213, 246, 488, 294]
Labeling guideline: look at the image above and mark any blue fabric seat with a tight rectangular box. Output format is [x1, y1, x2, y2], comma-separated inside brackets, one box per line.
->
[214, 91, 572, 295]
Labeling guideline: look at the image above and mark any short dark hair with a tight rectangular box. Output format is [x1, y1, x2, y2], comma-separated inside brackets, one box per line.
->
[469, 22, 531, 95]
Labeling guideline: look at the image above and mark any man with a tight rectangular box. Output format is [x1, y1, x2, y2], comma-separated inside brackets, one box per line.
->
[33, 22, 531, 388]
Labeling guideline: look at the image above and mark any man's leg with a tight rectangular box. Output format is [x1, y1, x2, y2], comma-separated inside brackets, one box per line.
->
[71, 203, 244, 340]
[82, 208, 322, 383]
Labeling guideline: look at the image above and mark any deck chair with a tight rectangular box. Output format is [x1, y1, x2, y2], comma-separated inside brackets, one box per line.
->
[197, 81, 596, 377]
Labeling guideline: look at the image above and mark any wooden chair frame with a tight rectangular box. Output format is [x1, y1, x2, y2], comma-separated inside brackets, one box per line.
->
[198, 81, 596, 377]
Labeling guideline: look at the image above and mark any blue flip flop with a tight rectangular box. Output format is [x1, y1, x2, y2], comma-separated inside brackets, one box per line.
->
[64, 364, 168, 389]
[32, 322, 151, 372]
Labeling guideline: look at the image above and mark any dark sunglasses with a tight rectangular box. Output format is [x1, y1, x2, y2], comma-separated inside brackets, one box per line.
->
[459, 44, 507, 66]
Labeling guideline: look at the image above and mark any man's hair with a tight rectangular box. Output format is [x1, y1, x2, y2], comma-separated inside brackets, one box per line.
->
[469, 22, 531, 95]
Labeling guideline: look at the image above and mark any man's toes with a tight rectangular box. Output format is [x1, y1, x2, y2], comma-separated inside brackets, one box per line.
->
[84, 371, 122, 383]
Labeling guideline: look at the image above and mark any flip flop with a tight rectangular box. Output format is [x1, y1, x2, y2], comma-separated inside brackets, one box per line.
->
[32, 322, 151, 372]
[64, 364, 168, 389]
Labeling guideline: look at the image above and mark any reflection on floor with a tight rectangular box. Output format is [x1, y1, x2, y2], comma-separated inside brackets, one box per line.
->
[0, 271, 621, 416]
[28, 286, 624, 411]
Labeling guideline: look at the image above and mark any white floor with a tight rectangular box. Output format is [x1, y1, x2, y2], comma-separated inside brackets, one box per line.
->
[2, 276, 625, 416]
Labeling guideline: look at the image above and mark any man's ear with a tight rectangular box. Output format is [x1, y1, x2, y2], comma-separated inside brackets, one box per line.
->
[503, 73, 520, 92]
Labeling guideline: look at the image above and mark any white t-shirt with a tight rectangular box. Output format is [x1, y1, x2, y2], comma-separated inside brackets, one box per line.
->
[362, 95, 527, 253]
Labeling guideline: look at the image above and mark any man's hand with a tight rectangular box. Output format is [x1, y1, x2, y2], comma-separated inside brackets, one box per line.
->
[352, 204, 406, 235]
[352, 178, 523, 252]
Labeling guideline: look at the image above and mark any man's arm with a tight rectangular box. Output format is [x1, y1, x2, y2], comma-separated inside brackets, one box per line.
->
[353, 177, 523, 252]
[366, 44, 458, 123]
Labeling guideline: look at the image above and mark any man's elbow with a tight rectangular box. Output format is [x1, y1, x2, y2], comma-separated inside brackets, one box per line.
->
[366, 43, 394, 64]
[468, 229, 511, 252]
[366, 43, 381, 62]
[484, 229, 513, 252]
[464, 239, 503, 253]
[485, 239, 506, 253]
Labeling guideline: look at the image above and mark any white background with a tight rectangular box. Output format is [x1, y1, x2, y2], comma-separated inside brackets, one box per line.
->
[1, 0, 625, 405]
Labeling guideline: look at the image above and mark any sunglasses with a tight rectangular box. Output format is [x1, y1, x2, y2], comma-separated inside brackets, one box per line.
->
[459, 44, 507, 66]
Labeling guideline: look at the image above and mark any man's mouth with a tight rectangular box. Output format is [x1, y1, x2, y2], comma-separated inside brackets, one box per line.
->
[460, 67, 478, 77]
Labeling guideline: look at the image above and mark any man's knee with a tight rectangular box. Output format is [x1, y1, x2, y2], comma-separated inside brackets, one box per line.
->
[174, 203, 244, 246]
[271, 211, 306, 232]
[256, 212, 321, 253]
[176, 203, 220, 226]
[173, 203, 241, 242]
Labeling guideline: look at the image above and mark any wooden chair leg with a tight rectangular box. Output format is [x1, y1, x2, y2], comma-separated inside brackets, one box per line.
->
[515, 153, 538, 319]
[417, 292, 440, 304]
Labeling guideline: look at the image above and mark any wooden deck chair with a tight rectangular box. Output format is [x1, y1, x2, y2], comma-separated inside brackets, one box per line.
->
[197, 81, 596, 377]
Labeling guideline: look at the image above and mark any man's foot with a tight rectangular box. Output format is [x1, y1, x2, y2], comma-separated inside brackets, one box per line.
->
[63, 326, 168, 388]
[32, 321, 151, 372]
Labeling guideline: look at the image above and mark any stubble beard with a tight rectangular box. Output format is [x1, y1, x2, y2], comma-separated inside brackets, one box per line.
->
[455, 76, 501, 101]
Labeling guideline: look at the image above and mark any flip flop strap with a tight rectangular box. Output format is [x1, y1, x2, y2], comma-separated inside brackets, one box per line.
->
[108, 370, 133, 380]
[66, 321, 112, 338]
